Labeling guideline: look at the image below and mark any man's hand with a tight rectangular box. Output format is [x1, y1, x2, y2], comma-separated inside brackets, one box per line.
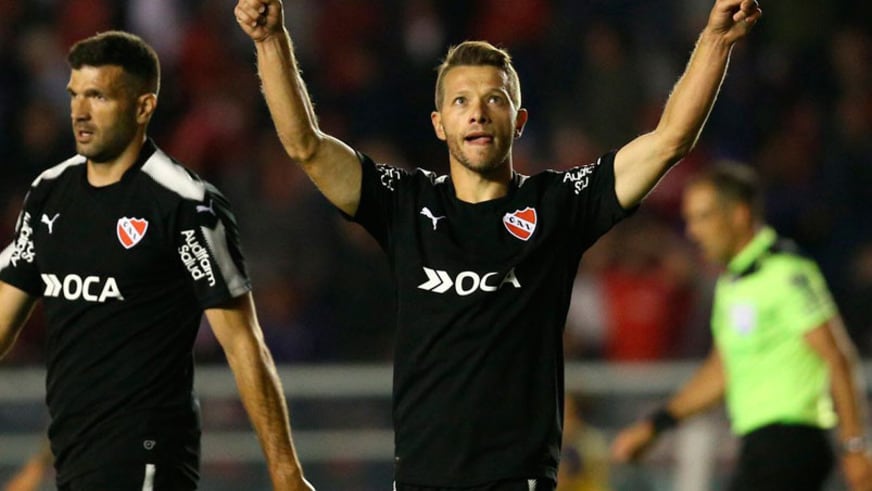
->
[842, 452, 872, 491]
[235, 0, 285, 42]
[705, 0, 762, 44]
[610, 420, 657, 463]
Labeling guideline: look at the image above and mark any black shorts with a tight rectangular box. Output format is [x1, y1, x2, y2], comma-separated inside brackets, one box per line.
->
[396, 478, 556, 491]
[729, 423, 834, 491]
[57, 461, 198, 491]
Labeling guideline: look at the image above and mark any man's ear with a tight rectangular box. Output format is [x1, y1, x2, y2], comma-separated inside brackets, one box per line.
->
[514, 108, 529, 139]
[431, 110, 446, 141]
[732, 202, 753, 230]
[137, 93, 157, 125]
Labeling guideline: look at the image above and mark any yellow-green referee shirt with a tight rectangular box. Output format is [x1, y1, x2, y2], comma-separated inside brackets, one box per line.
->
[712, 226, 838, 436]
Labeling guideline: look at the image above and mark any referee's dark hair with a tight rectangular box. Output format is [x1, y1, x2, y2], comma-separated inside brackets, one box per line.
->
[691, 161, 764, 220]
[68, 31, 160, 96]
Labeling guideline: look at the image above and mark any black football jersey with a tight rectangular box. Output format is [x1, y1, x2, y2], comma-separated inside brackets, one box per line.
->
[0, 139, 250, 483]
[351, 150, 632, 486]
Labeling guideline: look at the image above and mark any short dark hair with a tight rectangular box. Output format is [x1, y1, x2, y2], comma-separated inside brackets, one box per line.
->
[691, 161, 764, 220]
[68, 30, 160, 95]
[434, 41, 521, 109]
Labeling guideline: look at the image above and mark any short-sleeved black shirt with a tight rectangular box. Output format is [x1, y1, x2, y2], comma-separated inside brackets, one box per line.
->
[351, 151, 632, 486]
[0, 140, 251, 484]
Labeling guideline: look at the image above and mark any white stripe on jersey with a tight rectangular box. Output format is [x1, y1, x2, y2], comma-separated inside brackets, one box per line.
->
[517, 174, 530, 188]
[201, 222, 248, 297]
[141, 463, 156, 491]
[31, 155, 86, 187]
[0, 242, 14, 271]
[141, 148, 206, 201]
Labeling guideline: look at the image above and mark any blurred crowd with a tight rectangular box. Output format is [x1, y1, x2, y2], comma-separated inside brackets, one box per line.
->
[1, 0, 870, 365]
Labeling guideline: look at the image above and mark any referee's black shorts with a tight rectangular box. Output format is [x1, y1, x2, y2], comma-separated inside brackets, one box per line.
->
[57, 461, 198, 491]
[729, 423, 834, 491]
[396, 478, 555, 491]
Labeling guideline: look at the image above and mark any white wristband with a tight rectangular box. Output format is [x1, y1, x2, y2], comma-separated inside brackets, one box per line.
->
[840, 436, 868, 454]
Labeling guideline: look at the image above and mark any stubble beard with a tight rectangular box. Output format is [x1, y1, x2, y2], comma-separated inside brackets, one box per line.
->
[447, 137, 511, 177]
[74, 120, 136, 164]
[77, 140, 125, 164]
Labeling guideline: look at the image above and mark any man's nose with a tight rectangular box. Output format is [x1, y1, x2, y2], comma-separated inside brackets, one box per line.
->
[71, 97, 89, 120]
[468, 99, 490, 124]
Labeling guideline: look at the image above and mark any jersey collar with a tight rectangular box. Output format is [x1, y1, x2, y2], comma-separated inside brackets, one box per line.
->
[446, 171, 523, 209]
[726, 226, 777, 277]
[81, 138, 159, 191]
[122, 137, 158, 181]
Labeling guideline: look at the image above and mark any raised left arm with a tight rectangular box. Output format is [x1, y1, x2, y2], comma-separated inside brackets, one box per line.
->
[613, 0, 761, 208]
[205, 293, 314, 491]
[804, 317, 872, 491]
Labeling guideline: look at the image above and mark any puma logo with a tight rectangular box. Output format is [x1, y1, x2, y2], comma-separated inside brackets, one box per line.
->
[196, 199, 215, 215]
[41, 213, 60, 234]
[420, 207, 445, 230]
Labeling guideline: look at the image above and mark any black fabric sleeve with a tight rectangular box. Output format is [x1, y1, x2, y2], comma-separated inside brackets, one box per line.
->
[173, 185, 252, 309]
[349, 151, 410, 253]
[561, 150, 637, 252]
[0, 190, 44, 296]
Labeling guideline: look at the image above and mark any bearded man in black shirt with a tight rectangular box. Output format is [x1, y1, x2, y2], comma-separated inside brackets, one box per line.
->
[0, 31, 313, 491]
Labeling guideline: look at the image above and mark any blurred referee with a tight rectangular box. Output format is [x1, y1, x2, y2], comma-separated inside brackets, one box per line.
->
[612, 163, 872, 491]
[0, 31, 312, 490]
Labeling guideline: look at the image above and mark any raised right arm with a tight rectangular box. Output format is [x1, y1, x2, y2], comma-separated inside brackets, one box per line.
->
[235, 0, 362, 216]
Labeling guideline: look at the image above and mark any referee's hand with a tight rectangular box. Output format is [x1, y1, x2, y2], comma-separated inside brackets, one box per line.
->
[842, 452, 872, 491]
[610, 420, 657, 463]
[235, 0, 284, 43]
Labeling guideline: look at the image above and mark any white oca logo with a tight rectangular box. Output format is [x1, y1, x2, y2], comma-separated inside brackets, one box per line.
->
[417, 267, 521, 296]
[41, 274, 124, 302]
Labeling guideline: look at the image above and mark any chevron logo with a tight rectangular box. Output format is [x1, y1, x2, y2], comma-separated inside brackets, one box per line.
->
[41, 273, 124, 302]
[42, 274, 61, 296]
[417, 267, 521, 296]
[417, 268, 454, 293]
